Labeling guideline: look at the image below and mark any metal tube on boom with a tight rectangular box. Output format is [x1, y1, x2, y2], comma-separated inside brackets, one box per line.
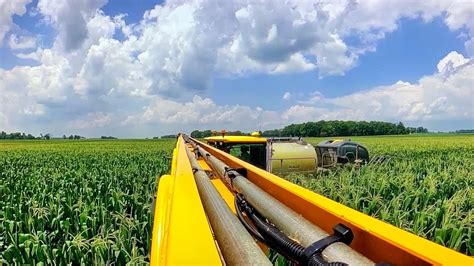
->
[184, 145, 271, 266]
[195, 145, 374, 266]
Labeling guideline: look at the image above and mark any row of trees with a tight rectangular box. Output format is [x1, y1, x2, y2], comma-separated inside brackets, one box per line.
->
[100, 136, 117, 139]
[0, 131, 36, 139]
[190, 121, 430, 138]
[454, 129, 474, 133]
[0, 131, 86, 140]
[190, 130, 247, 138]
[62, 135, 84, 139]
[159, 135, 177, 139]
[264, 121, 428, 137]
[406, 127, 429, 134]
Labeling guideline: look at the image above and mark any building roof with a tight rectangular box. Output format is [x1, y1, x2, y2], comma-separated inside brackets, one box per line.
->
[205, 135, 267, 143]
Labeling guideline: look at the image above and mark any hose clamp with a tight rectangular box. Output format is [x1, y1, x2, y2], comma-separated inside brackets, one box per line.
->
[191, 167, 202, 174]
[224, 167, 247, 188]
[301, 223, 354, 264]
[224, 167, 237, 187]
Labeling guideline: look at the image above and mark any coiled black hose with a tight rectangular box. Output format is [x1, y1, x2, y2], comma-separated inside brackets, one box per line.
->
[235, 194, 347, 266]
[248, 207, 305, 262]
[234, 196, 266, 243]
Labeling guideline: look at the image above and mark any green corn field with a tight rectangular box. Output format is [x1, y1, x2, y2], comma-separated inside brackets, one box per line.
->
[0, 140, 174, 264]
[297, 134, 474, 256]
[1, 134, 473, 264]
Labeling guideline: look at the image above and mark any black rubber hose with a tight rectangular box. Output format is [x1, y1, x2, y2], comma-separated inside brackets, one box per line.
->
[249, 209, 304, 262]
[236, 194, 303, 261]
[234, 197, 266, 243]
[236, 194, 347, 266]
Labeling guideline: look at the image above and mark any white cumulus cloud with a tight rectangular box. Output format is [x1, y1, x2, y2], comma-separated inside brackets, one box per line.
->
[123, 95, 280, 131]
[37, 0, 108, 50]
[0, 0, 31, 44]
[437, 51, 471, 76]
[68, 112, 113, 129]
[8, 34, 36, 50]
[286, 52, 474, 128]
[0, 0, 473, 136]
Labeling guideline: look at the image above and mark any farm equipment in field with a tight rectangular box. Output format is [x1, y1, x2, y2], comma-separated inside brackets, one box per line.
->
[204, 133, 318, 175]
[150, 133, 473, 265]
[205, 131, 381, 173]
[315, 139, 370, 168]
[315, 139, 393, 168]
[368, 155, 392, 165]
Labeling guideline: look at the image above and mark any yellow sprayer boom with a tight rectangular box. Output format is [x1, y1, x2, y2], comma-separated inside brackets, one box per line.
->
[150, 134, 473, 265]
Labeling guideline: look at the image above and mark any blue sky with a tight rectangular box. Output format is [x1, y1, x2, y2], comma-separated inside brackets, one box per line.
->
[207, 17, 466, 109]
[102, 0, 160, 22]
[0, 0, 473, 137]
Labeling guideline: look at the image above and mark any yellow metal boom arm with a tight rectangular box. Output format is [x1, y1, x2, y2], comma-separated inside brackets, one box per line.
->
[151, 135, 473, 265]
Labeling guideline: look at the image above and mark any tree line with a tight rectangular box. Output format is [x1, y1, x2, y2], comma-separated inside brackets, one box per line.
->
[63, 135, 84, 139]
[190, 130, 247, 138]
[265, 121, 428, 137]
[0, 131, 36, 139]
[0, 131, 87, 140]
[158, 134, 177, 139]
[454, 129, 474, 134]
[190, 120, 429, 138]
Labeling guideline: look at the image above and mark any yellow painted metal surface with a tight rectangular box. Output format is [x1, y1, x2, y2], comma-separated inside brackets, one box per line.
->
[205, 135, 267, 143]
[198, 159, 212, 172]
[251, 131, 261, 137]
[150, 136, 221, 265]
[210, 178, 236, 213]
[194, 138, 474, 266]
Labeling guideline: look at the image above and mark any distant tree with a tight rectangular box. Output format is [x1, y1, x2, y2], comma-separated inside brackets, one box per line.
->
[161, 134, 177, 139]
[226, 130, 247, 136]
[320, 122, 336, 137]
[262, 129, 281, 137]
[190, 130, 212, 138]
[406, 127, 416, 134]
[281, 124, 302, 137]
[190, 130, 201, 138]
[396, 122, 407, 134]
[416, 127, 428, 133]
[101, 136, 117, 139]
[455, 129, 474, 133]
